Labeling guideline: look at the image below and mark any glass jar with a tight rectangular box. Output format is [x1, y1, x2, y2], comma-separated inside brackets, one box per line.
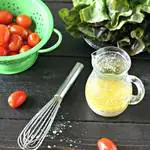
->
[85, 46, 145, 117]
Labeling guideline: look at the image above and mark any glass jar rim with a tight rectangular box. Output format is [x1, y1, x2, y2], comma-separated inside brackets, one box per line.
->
[91, 46, 131, 77]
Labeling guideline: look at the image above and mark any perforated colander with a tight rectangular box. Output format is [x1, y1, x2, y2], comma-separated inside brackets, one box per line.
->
[0, 0, 62, 74]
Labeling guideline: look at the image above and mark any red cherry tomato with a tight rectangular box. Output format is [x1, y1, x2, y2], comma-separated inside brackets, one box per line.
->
[19, 45, 31, 53]
[8, 34, 23, 52]
[0, 24, 10, 46]
[97, 138, 117, 150]
[28, 33, 40, 47]
[27, 29, 32, 35]
[0, 11, 13, 24]
[8, 90, 28, 108]
[16, 15, 32, 28]
[8, 23, 17, 29]
[8, 51, 18, 56]
[9, 25, 28, 39]
[1, 42, 8, 49]
[0, 47, 7, 56]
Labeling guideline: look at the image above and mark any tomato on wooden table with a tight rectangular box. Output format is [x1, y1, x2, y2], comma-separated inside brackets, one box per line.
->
[16, 15, 32, 28]
[28, 33, 40, 47]
[9, 25, 28, 39]
[0, 11, 13, 24]
[0, 47, 7, 56]
[97, 138, 117, 150]
[8, 90, 28, 108]
[0, 24, 10, 46]
[8, 34, 23, 52]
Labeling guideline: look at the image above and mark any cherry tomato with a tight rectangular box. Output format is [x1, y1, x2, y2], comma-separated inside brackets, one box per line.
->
[8, 90, 28, 108]
[0, 47, 7, 56]
[97, 138, 117, 150]
[8, 34, 23, 52]
[19, 45, 31, 53]
[1, 42, 8, 49]
[0, 24, 10, 46]
[16, 15, 32, 28]
[27, 29, 32, 34]
[8, 51, 18, 56]
[0, 11, 13, 24]
[9, 25, 28, 39]
[28, 33, 40, 47]
[8, 23, 17, 29]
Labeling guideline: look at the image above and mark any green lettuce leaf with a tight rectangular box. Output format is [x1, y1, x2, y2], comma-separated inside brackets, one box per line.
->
[109, 5, 145, 31]
[106, 0, 146, 31]
[117, 37, 132, 54]
[59, 6, 87, 38]
[130, 28, 145, 55]
[141, 0, 150, 13]
[59, 0, 150, 56]
[79, 0, 109, 23]
[72, 0, 93, 7]
[106, 0, 132, 30]
[78, 25, 96, 38]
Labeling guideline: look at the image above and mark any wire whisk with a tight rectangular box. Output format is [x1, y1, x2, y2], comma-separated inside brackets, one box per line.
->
[17, 62, 84, 150]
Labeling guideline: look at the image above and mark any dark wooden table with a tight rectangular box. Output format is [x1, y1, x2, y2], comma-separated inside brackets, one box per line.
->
[1, 1, 150, 150]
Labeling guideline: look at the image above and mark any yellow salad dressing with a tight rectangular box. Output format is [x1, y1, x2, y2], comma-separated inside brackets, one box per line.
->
[85, 77, 132, 117]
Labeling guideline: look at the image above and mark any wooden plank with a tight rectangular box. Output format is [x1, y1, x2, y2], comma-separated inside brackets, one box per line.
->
[40, 1, 150, 59]
[0, 56, 149, 124]
[0, 119, 150, 150]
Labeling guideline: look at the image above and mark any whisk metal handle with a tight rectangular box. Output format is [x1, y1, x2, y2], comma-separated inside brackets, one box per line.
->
[55, 62, 84, 98]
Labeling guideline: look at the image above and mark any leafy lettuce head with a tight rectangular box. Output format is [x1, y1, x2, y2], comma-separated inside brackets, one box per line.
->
[59, 0, 150, 56]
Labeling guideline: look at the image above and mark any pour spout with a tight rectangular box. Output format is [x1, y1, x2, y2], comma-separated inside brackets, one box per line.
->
[91, 50, 100, 68]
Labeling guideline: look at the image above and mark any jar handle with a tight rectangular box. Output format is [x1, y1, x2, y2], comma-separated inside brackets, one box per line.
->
[128, 75, 145, 105]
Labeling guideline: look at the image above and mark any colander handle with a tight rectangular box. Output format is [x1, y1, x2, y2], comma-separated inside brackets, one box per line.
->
[38, 28, 62, 53]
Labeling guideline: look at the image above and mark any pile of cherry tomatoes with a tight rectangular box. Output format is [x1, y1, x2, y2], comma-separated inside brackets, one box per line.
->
[0, 10, 41, 56]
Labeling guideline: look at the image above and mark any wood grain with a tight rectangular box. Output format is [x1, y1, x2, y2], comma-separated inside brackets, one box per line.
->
[1, 120, 150, 150]
[0, 1, 149, 150]
[0, 57, 149, 124]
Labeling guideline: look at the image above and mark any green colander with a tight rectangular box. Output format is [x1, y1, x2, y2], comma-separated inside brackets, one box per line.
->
[0, 0, 62, 74]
